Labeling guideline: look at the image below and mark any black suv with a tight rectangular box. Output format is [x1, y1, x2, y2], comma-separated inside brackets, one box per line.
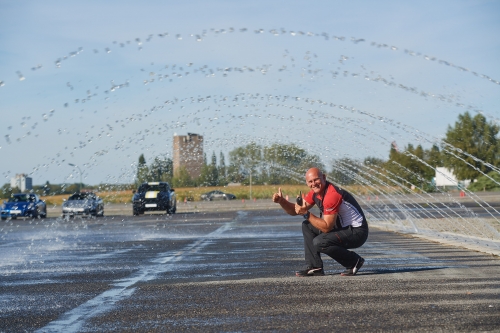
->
[132, 182, 177, 215]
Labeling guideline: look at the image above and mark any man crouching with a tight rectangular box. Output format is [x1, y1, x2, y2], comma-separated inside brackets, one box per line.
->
[272, 167, 369, 276]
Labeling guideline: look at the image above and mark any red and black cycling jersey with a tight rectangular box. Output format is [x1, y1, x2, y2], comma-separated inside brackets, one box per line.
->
[304, 181, 366, 228]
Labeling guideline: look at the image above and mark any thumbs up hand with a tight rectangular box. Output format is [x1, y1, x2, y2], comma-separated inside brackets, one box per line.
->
[272, 187, 283, 203]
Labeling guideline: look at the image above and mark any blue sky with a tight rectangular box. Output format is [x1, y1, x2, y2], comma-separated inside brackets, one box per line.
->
[0, 0, 499, 185]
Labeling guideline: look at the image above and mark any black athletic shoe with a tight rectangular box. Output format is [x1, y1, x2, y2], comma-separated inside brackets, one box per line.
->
[296, 267, 325, 277]
[340, 257, 365, 276]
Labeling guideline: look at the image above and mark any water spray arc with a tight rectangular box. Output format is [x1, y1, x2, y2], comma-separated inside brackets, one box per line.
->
[0, 25, 498, 253]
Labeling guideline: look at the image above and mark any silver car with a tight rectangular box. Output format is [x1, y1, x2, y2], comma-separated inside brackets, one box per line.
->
[62, 192, 104, 218]
[200, 190, 236, 201]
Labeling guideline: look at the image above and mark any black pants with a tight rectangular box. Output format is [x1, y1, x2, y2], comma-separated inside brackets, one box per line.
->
[302, 220, 369, 269]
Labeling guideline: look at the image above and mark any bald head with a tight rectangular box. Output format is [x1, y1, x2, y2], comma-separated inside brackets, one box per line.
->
[305, 167, 323, 179]
[305, 168, 327, 194]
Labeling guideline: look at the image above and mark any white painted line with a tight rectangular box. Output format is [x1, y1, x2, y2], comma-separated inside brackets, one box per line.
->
[37, 223, 232, 333]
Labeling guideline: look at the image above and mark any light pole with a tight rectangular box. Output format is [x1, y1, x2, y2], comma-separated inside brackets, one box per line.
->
[68, 163, 82, 192]
[249, 170, 252, 200]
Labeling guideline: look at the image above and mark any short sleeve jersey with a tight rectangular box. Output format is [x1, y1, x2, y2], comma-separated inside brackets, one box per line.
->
[304, 182, 366, 228]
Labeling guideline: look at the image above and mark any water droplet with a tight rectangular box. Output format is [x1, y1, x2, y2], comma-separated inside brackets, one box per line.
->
[16, 71, 25, 81]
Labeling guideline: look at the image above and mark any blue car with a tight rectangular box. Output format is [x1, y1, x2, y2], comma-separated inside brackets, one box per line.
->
[1, 193, 47, 220]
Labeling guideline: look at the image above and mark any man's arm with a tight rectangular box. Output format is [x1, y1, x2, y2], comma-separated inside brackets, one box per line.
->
[295, 200, 337, 233]
[305, 212, 337, 233]
[272, 188, 311, 216]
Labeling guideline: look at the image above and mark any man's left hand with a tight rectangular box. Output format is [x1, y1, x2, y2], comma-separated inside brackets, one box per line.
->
[295, 197, 308, 215]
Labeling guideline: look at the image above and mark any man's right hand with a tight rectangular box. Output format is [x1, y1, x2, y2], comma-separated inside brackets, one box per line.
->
[272, 187, 283, 203]
[272, 187, 299, 216]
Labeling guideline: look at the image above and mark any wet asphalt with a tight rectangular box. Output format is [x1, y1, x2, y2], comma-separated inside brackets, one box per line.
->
[1, 208, 499, 332]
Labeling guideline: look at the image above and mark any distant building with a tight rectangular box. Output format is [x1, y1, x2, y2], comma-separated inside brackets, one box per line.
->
[435, 167, 470, 189]
[10, 174, 33, 192]
[173, 133, 204, 179]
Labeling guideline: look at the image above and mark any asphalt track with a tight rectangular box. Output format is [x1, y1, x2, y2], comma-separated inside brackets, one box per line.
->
[1, 208, 499, 332]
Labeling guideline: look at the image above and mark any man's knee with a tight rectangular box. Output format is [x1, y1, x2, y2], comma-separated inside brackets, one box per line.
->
[313, 233, 344, 251]
[314, 239, 345, 257]
[312, 236, 331, 252]
[311, 236, 319, 248]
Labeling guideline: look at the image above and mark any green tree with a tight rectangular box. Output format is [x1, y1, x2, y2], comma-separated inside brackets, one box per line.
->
[218, 151, 227, 185]
[198, 151, 219, 186]
[425, 144, 442, 168]
[360, 156, 389, 188]
[226, 142, 324, 185]
[171, 166, 194, 187]
[210, 151, 219, 185]
[0, 184, 19, 199]
[136, 154, 149, 185]
[262, 143, 323, 184]
[63, 183, 80, 194]
[149, 156, 173, 183]
[383, 143, 435, 188]
[364, 157, 385, 167]
[43, 181, 51, 195]
[229, 143, 263, 185]
[442, 112, 500, 181]
[467, 171, 500, 192]
[331, 158, 359, 185]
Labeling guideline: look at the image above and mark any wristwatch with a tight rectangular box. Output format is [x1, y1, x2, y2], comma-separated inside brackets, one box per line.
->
[303, 211, 310, 220]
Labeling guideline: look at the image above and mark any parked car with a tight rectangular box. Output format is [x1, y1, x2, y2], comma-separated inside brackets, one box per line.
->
[62, 192, 104, 218]
[132, 182, 176, 215]
[200, 190, 236, 201]
[1, 193, 47, 220]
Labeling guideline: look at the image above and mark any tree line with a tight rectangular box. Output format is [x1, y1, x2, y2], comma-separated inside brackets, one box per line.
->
[134, 111, 499, 192]
[2, 111, 498, 199]
[338, 112, 500, 192]
[135, 143, 325, 188]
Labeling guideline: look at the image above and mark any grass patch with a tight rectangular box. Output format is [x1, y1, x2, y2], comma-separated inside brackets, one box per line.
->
[174, 185, 311, 202]
[37, 190, 134, 206]
[2, 185, 399, 206]
[34, 185, 311, 205]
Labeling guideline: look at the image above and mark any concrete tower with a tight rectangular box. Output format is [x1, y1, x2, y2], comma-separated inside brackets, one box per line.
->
[173, 133, 204, 179]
